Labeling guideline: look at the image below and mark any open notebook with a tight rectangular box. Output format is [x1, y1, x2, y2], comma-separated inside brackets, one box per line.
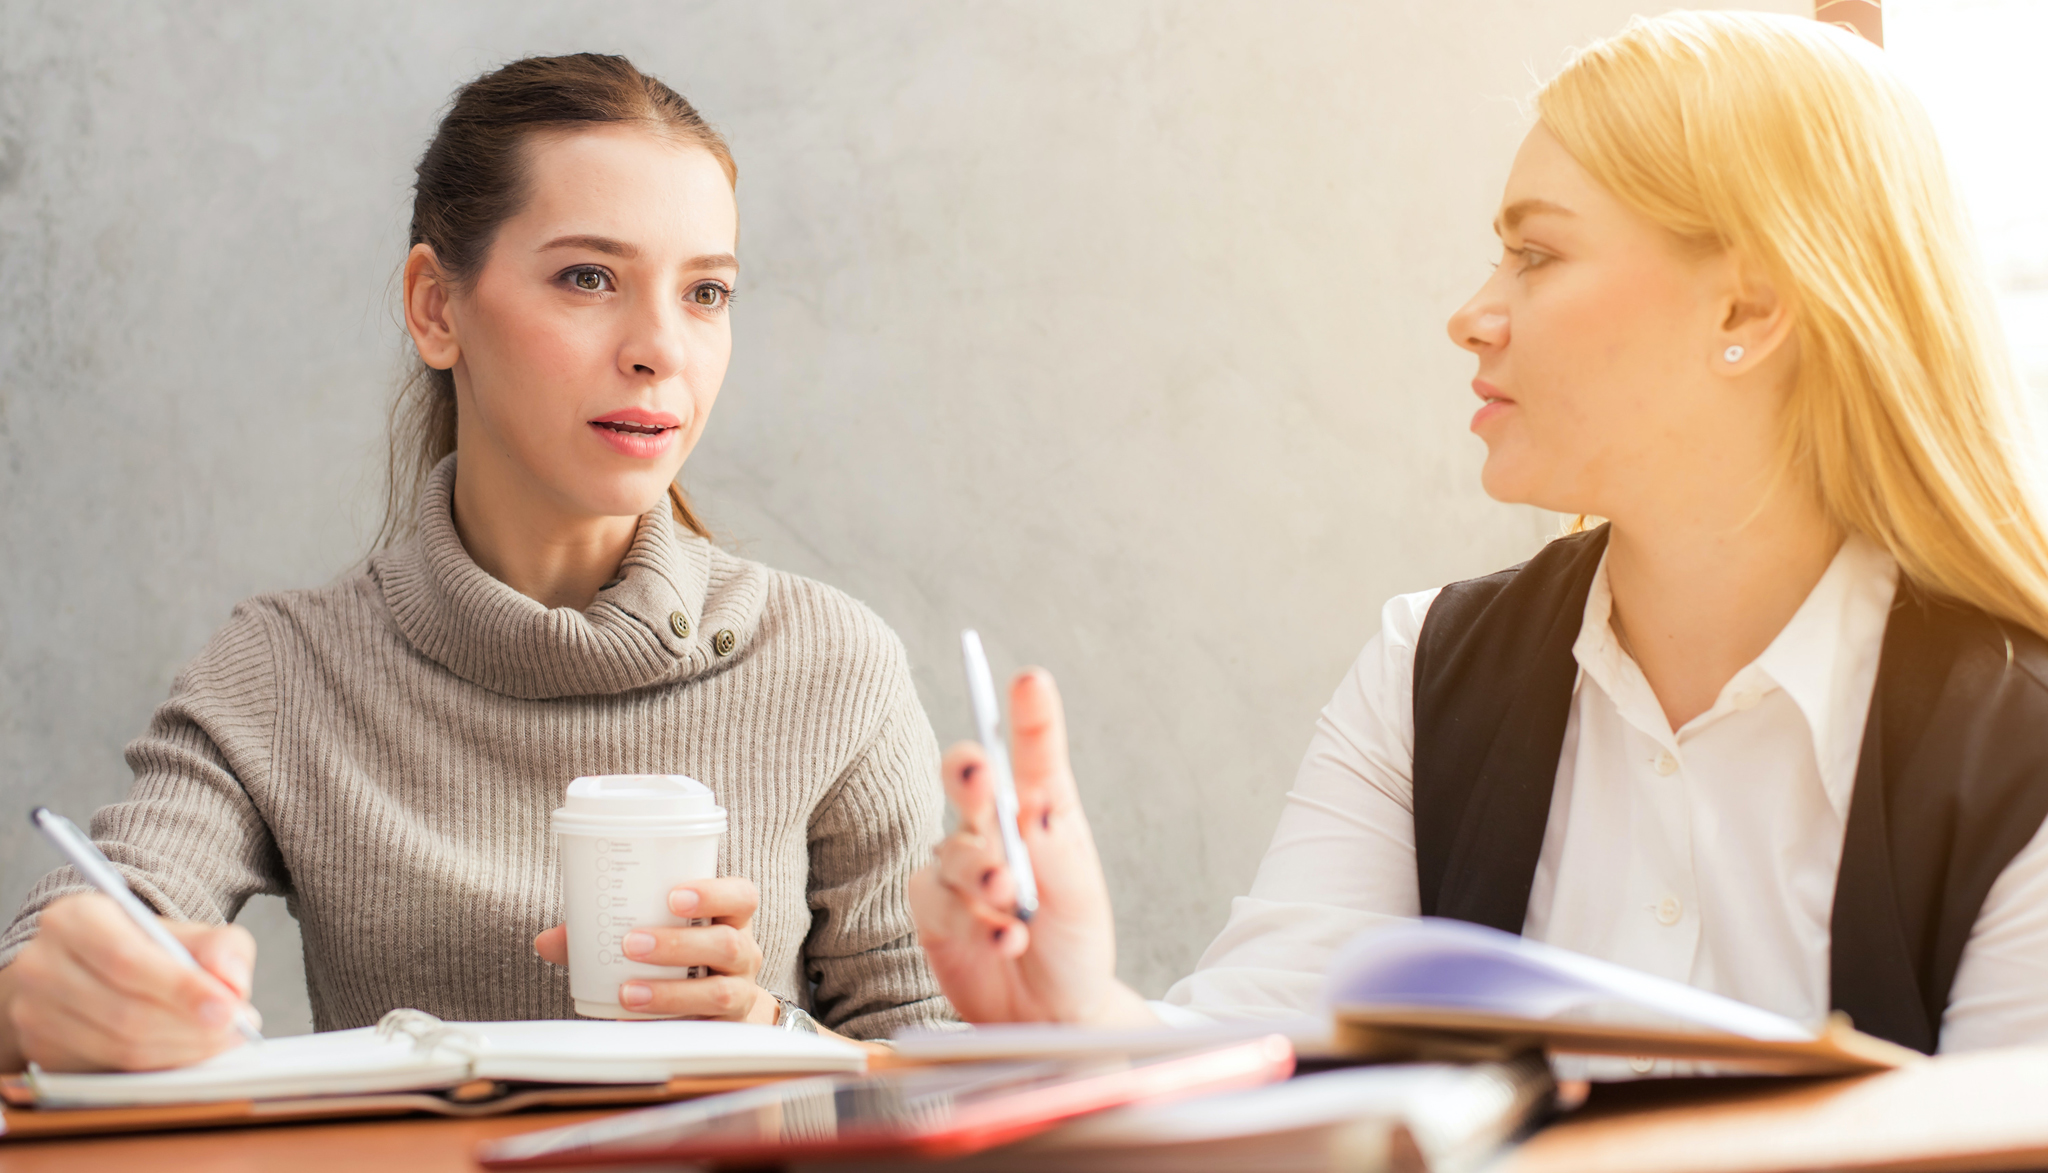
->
[2, 1009, 865, 1137]
[23, 1009, 865, 1108]
[1327, 919, 1921, 1075]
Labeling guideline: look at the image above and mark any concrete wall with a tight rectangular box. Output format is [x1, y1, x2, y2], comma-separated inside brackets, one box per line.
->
[0, 0, 1803, 1036]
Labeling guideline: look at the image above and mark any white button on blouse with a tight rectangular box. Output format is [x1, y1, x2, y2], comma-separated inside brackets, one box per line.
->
[1158, 534, 2048, 1053]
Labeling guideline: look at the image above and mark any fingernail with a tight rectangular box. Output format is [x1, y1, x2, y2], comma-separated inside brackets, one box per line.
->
[620, 982, 652, 1008]
[623, 931, 655, 958]
[198, 999, 232, 1027]
[669, 889, 699, 915]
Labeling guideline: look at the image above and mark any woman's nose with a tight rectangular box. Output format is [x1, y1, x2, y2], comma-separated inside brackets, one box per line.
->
[1448, 283, 1509, 354]
[620, 299, 690, 381]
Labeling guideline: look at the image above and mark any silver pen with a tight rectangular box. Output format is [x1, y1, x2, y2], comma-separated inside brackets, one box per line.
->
[29, 807, 265, 1045]
[959, 630, 1040, 921]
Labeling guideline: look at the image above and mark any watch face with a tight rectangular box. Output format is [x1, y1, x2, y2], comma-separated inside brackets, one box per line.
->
[776, 995, 817, 1032]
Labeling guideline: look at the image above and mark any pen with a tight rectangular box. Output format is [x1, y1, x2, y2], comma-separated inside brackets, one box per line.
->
[959, 630, 1040, 921]
[29, 807, 265, 1045]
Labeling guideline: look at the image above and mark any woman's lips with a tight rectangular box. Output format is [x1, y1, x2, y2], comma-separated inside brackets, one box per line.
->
[589, 410, 682, 459]
[1470, 379, 1514, 432]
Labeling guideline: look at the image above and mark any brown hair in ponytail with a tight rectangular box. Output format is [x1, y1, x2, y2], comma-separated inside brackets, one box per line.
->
[376, 53, 731, 549]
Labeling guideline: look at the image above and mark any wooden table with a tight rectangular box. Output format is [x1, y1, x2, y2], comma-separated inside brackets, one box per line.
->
[0, 1108, 616, 1173]
[18, 1047, 2048, 1173]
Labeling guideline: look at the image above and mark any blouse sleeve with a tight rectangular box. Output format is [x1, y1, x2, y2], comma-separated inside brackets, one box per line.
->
[801, 646, 954, 1039]
[1939, 811, 2048, 1050]
[0, 605, 289, 969]
[1158, 588, 1438, 1023]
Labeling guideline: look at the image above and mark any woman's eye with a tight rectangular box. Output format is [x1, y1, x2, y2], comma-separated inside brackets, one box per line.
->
[567, 267, 611, 293]
[690, 283, 731, 309]
[1504, 245, 1552, 274]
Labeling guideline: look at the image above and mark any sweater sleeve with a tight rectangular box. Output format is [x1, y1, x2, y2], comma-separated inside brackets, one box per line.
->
[0, 604, 288, 969]
[800, 648, 956, 1039]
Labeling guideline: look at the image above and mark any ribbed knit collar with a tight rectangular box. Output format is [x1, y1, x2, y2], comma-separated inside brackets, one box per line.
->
[375, 457, 761, 700]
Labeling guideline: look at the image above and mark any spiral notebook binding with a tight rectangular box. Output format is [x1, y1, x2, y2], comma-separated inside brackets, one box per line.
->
[376, 1009, 484, 1062]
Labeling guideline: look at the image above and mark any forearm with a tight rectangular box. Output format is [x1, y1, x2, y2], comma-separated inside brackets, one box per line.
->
[807, 692, 952, 1037]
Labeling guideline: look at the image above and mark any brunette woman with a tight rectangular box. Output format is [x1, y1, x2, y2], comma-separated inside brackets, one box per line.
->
[913, 12, 2048, 1057]
[1, 54, 948, 1072]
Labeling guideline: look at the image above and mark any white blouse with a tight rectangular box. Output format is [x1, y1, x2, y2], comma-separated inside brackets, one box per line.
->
[1158, 535, 2048, 1052]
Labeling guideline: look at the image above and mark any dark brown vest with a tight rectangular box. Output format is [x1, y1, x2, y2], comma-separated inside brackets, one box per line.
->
[1411, 525, 2048, 1052]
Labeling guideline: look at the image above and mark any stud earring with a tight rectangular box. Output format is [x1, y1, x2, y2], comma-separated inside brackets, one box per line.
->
[1724, 345, 1746, 364]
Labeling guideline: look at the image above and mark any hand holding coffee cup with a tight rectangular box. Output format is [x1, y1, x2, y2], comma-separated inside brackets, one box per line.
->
[533, 877, 772, 1022]
[533, 775, 776, 1024]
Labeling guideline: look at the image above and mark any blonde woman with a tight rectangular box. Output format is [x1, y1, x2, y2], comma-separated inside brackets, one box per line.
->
[912, 11, 2048, 1056]
[2, 54, 948, 1072]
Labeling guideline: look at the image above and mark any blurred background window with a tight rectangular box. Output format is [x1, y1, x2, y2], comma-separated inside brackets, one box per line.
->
[1886, 1, 2048, 408]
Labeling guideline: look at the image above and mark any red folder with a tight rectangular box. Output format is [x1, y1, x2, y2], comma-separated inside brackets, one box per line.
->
[476, 1035, 1296, 1168]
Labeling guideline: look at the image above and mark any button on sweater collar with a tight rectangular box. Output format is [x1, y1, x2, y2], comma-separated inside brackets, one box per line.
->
[374, 456, 762, 700]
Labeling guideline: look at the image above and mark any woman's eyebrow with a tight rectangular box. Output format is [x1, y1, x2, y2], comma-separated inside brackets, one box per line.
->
[540, 234, 638, 258]
[536, 236, 736, 273]
[1492, 198, 1576, 237]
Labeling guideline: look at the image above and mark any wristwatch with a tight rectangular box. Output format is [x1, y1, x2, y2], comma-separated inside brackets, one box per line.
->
[771, 992, 819, 1035]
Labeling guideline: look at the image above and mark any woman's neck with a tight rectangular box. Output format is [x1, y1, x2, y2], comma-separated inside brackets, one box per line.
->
[1602, 484, 1842, 732]
[449, 452, 642, 613]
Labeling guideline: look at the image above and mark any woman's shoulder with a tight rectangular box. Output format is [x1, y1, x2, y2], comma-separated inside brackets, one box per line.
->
[147, 569, 388, 717]
[214, 566, 389, 649]
[704, 546, 913, 683]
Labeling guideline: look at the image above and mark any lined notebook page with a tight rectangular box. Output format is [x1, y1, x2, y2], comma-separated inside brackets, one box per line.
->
[29, 1012, 867, 1108]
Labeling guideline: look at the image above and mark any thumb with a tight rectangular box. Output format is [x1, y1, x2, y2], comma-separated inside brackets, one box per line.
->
[534, 924, 570, 966]
[172, 922, 258, 1002]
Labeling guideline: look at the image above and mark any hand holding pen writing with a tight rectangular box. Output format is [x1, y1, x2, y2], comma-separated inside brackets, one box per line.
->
[1, 893, 260, 1072]
[909, 668, 1156, 1026]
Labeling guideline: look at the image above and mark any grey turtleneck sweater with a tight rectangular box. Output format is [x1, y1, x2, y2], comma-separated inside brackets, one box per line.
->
[1, 459, 952, 1039]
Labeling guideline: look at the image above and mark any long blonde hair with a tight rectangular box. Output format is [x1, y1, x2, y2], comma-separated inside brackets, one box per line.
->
[1540, 11, 2048, 638]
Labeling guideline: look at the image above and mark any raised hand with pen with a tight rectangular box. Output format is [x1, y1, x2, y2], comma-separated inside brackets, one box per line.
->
[908, 667, 1158, 1027]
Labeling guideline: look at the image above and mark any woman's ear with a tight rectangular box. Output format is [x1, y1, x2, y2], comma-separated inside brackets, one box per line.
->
[1713, 254, 1796, 376]
[403, 243, 462, 371]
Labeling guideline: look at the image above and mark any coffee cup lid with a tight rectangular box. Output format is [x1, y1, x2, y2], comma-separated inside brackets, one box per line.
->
[554, 774, 726, 828]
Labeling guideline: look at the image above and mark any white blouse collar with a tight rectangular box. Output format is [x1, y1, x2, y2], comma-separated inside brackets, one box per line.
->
[1571, 531, 1899, 817]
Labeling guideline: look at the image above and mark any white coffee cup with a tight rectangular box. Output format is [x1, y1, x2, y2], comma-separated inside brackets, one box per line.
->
[551, 774, 728, 1020]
